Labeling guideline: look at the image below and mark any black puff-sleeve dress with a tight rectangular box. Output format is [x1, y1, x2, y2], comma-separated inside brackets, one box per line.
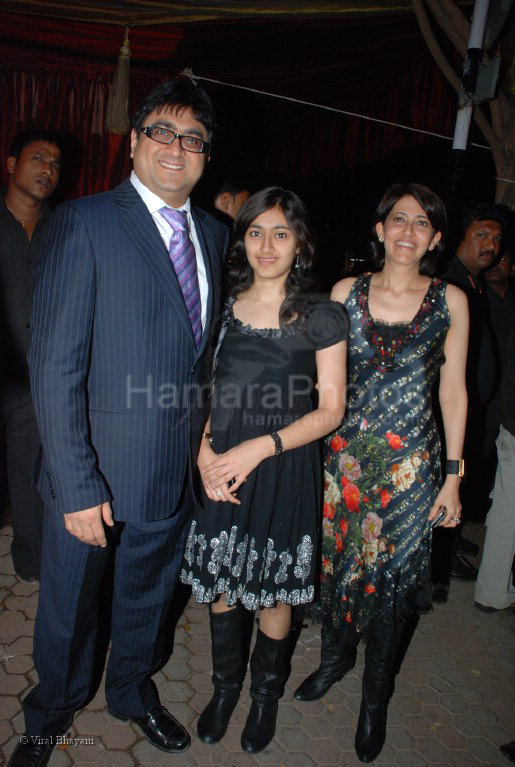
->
[180, 298, 349, 610]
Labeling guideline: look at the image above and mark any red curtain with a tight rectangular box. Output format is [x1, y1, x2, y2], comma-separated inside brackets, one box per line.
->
[0, 60, 163, 198]
[273, 49, 455, 177]
[0, 11, 458, 200]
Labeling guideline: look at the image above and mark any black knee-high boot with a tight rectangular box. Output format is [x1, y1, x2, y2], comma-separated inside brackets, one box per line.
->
[197, 605, 244, 744]
[294, 622, 360, 701]
[240, 629, 288, 754]
[355, 624, 404, 763]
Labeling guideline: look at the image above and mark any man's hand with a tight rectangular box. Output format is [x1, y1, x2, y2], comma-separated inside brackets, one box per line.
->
[64, 502, 114, 546]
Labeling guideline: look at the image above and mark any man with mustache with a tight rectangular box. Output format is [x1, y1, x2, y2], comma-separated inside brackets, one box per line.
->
[0, 130, 62, 583]
[440, 203, 506, 581]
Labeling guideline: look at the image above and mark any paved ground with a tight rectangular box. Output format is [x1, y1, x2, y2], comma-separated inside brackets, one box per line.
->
[1, 518, 514, 767]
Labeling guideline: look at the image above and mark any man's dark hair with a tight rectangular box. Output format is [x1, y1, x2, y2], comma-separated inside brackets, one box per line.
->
[132, 77, 216, 143]
[8, 129, 63, 159]
[226, 186, 316, 326]
[461, 202, 507, 238]
[370, 182, 447, 276]
[215, 180, 250, 199]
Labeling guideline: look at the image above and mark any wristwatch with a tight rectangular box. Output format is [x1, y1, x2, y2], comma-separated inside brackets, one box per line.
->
[446, 459, 465, 477]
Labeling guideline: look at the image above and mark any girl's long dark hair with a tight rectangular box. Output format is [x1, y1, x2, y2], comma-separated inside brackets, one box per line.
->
[225, 186, 316, 326]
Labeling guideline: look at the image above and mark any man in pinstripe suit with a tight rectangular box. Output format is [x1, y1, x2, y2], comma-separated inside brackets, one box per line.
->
[9, 79, 228, 767]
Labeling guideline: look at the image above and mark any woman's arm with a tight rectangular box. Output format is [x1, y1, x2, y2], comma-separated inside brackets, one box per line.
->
[331, 276, 357, 304]
[201, 339, 347, 504]
[429, 284, 469, 527]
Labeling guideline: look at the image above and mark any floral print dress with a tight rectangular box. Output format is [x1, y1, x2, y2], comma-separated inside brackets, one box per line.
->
[317, 274, 450, 638]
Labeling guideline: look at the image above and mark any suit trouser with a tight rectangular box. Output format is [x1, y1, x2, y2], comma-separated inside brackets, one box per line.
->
[4, 399, 44, 577]
[22, 488, 192, 736]
[474, 426, 515, 609]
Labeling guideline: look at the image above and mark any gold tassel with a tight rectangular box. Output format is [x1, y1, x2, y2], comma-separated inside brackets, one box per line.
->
[106, 27, 131, 134]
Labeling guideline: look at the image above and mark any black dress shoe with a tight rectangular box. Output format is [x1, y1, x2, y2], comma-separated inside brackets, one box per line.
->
[500, 740, 515, 763]
[449, 554, 478, 581]
[7, 741, 55, 767]
[8, 716, 74, 767]
[108, 705, 190, 753]
[456, 532, 480, 557]
[474, 601, 501, 613]
[15, 575, 40, 584]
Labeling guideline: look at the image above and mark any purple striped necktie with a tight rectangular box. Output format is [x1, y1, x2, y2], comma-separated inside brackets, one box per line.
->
[159, 207, 202, 348]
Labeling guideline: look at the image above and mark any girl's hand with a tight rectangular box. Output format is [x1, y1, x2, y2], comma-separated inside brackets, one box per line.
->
[428, 478, 462, 528]
[198, 439, 227, 503]
[200, 436, 273, 505]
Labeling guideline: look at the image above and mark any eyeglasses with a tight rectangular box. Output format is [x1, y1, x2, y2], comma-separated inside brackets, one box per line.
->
[141, 125, 210, 154]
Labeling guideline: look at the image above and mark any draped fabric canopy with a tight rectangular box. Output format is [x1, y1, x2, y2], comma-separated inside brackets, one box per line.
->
[0, 5, 471, 204]
[0, 1, 432, 25]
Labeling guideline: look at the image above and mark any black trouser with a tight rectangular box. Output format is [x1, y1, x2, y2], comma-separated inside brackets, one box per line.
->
[4, 399, 44, 577]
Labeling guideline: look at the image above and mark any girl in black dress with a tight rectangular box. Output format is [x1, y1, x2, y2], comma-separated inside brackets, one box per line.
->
[180, 187, 348, 753]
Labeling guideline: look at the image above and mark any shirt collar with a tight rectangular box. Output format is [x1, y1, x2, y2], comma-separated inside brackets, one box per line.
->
[130, 171, 191, 216]
[0, 190, 51, 222]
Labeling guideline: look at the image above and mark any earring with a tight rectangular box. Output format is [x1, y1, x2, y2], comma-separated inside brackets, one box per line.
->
[429, 245, 434, 251]
[378, 235, 384, 243]
[294, 256, 300, 271]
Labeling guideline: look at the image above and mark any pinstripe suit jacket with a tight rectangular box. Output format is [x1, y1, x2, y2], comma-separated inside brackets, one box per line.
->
[28, 178, 227, 521]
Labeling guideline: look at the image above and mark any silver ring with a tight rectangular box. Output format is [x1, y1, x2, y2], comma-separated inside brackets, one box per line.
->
[452, 516, 460, 523]
[216, 490, 222, 497]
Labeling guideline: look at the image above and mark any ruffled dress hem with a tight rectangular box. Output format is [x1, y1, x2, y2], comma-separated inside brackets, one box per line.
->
[181, 569, 315, 610]
[310, 535, 431, 640]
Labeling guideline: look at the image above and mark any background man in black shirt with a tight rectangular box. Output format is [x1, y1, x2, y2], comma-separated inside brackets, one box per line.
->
[0, 129, 62, 581]
[434, 204, 506, 585]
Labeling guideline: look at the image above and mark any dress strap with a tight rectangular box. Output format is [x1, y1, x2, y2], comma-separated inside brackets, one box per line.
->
[210, 300, 234, 385]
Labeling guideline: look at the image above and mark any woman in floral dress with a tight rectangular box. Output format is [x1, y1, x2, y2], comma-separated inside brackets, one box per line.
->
[294, 183, 469, 763]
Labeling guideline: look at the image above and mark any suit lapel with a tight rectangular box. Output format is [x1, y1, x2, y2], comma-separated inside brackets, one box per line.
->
[191, 207, 215, 359]
[113, 179, 195, 344]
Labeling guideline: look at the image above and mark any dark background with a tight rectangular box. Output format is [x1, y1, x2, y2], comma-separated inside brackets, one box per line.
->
[0, 4, 498, 284]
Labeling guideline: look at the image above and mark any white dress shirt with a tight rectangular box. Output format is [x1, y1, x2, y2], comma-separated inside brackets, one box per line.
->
[130, 170, 208, 332]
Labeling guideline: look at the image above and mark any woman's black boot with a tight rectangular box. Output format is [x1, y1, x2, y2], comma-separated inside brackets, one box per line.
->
[197, 605, 243, 744]
[354, 626, 403, 763]
[294, 624, 359, 701]
[241, 629, 288, 754]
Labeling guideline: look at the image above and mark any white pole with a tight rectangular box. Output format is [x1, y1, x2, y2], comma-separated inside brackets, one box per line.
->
[451, 0, 490, 187]
[452, 106, 474, 151]
[468, 0, 490, 49]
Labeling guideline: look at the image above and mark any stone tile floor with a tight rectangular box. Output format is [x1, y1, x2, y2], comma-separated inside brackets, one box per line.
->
[1, 519, 514, 766]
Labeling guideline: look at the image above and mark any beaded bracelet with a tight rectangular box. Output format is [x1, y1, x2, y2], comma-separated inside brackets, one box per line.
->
[270, 431, 283, 456]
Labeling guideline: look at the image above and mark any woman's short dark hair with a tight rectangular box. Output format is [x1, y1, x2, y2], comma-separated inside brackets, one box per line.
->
[370, 182, 447, 276]
[132, 77, 216, 144]
[226, 186, 316, 326]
